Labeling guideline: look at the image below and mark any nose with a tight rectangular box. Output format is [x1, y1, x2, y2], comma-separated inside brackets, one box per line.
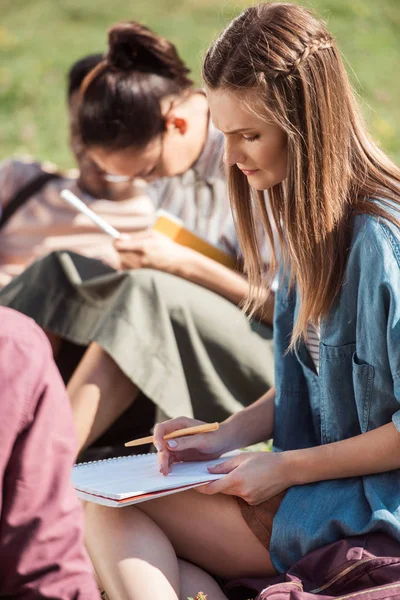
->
[223, 139, 245, 167]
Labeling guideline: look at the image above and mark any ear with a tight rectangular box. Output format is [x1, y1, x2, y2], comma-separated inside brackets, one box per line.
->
[165, 113, 187, 135]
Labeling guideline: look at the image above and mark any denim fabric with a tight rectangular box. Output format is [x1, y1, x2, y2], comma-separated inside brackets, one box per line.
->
[269, 210, 400, 573]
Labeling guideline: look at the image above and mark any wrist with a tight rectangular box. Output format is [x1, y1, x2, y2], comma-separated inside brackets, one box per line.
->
[169, 246, 196, 278]
[219, 413, 252, 452]
[284, 448, 315, 486]
[217, 418, 242, 453]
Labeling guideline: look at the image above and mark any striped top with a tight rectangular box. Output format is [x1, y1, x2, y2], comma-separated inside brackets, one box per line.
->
[305, 321, 320, 374]
[0, 159, 154, 289]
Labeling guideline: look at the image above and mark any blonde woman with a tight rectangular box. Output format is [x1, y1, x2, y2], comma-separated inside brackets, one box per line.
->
[85, 4, 400, 599]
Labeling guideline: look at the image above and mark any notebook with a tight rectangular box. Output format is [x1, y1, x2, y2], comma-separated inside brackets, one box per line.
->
[72, 452, 238, 508]
[153, 210, 237, 270]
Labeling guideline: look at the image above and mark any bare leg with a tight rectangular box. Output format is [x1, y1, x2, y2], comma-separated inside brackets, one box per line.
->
[85, 499, 179, 600]
[67, 342, 138, 452]
[96, 560, 228, 600]
[85, 490, 275, 600]
[178, 559, 228, 600]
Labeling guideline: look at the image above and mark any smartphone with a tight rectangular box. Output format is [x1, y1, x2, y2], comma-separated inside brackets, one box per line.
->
[60, 189, 121, 239]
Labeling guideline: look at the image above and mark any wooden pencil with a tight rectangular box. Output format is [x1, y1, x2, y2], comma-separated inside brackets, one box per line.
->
[125, 422, 219, 448]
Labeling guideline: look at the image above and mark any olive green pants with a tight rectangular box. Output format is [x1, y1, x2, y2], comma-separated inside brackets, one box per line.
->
[0, 251, 274, 422]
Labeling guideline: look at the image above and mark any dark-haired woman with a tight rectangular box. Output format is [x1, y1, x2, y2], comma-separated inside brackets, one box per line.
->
[0, 21, 274, 454]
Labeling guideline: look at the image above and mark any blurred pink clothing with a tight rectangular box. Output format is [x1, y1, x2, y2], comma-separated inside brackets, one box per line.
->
[0, 159, 155, 288]
[0, 306, 99, 598]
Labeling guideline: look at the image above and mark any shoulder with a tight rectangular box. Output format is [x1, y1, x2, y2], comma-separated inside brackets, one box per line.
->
[0, 157, 45, 182]
[0, 307, 51, 361]
[351, 204, 400, 271]
[345, 206, 400, 305]
[0, 308, 55, 430]
[0, 158, 48, 205]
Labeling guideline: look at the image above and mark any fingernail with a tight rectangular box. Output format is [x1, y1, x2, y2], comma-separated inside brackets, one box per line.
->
[167, 440, 177, 448]
[159, 464, 163, 473]
[154, 442, 161, 452]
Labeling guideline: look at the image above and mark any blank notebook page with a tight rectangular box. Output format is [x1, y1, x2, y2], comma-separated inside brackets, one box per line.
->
[72, 453, 235, 500]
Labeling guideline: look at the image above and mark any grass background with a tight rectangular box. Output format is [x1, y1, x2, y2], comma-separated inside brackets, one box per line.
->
[1, 0, 399, 168]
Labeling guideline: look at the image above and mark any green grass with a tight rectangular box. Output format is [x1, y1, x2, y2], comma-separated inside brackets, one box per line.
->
[1, 0, 399, 168]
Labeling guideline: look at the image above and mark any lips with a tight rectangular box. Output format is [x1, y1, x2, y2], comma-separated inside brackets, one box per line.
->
[239, 168, 259, 176]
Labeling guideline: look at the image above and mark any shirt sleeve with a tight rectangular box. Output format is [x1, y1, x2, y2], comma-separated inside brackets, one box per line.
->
[388, 308, 400, 431]
[0, 308, 99, 599]
[356, 219, 400, 432]
[384, 226, 400, 431]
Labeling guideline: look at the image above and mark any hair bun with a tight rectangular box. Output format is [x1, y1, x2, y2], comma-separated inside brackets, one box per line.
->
[108, 22, 144, 70]
[107, 21, 192, 87]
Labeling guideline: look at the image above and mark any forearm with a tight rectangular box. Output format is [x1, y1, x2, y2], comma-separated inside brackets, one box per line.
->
[222, 387, 276, 451]
[173, 247, 274, 325]
[288, 422, 400, 486]
[174, 246, 248, 302]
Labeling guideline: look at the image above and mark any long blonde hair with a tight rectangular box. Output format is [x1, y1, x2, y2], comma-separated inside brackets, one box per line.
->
[203, 2, 400, 345]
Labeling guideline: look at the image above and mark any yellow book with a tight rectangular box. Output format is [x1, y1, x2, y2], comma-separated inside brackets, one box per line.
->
[153, 210, 237, 270]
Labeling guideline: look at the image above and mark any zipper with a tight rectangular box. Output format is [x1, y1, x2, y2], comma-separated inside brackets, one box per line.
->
[336, 582, 400, 599]
[310, 558, 376, 594]
[260, 575, 400, 599]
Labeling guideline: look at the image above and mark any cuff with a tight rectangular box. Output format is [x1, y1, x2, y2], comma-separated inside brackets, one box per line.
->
[392, 409, 400, 432]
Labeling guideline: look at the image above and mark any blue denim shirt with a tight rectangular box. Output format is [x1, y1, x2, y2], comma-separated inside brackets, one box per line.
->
[269, 209, 400, 573]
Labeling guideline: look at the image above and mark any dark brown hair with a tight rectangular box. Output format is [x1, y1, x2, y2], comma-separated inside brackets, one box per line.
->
[78, 21, 193, 150]
[203, 2, 400, 345]
[67, 53, 104, 100]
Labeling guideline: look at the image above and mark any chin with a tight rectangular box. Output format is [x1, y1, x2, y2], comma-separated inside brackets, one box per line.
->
[249, 177, 271, 192]
[251, 174, 286, 191]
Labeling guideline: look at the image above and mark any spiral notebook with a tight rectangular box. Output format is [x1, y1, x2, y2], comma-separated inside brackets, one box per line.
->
[72, 452, 237, 508]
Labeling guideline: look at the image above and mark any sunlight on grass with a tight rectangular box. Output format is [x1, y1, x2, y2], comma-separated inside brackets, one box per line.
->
[1, 0, 399, 167]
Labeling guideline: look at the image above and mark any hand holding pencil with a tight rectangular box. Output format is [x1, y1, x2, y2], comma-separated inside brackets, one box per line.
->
[138, 417, 230, 476]
[125, 422, 219, 447]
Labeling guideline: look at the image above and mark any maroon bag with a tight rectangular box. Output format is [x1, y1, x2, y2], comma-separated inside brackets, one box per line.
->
[225, 534, 400, 600]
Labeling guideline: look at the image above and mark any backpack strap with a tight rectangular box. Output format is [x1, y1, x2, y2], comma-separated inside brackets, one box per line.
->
[0, 171, 61, 230]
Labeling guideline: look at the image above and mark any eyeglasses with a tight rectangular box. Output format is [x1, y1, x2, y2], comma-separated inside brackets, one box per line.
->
[102, 173, 135, 183]
[95, 134, 165, 184]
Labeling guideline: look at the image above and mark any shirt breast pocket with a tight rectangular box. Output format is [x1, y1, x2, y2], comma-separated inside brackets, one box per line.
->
[319, 343, 375, 443]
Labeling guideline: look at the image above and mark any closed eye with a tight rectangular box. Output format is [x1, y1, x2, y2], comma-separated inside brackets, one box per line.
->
[243, 134, 260, 142]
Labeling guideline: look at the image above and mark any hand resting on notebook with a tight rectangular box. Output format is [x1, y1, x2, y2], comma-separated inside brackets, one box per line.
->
[154, 414, 291, 505]
[154, 416, 234, 476]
